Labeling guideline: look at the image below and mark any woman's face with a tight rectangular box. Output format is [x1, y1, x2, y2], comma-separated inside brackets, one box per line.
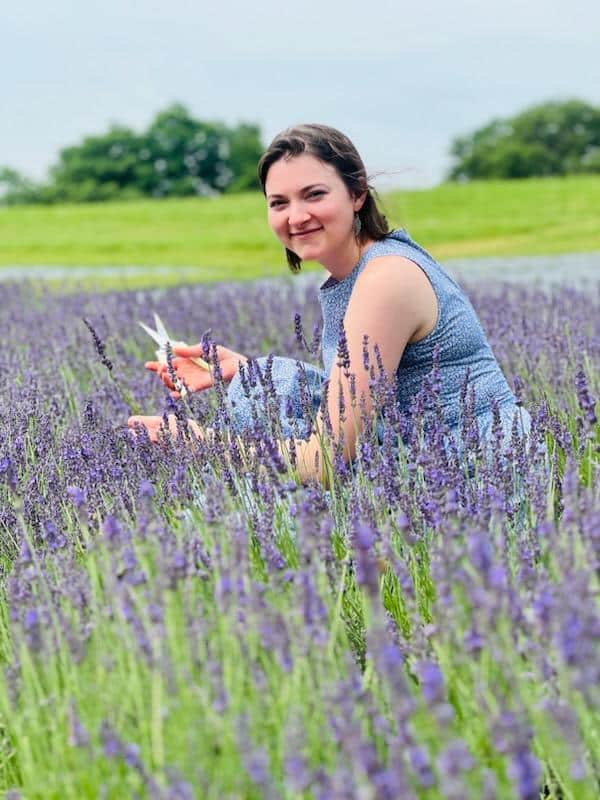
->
[264, 153, 363, 268]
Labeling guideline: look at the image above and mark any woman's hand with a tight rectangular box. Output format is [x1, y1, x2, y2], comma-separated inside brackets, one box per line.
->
[145, 344, 247, 398]
[127, 414, 204, 443]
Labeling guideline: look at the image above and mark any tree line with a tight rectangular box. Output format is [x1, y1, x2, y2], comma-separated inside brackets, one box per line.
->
[1, 99, 599, 204]
[0, 104, 263, 204]
[448, 99, 600, 180]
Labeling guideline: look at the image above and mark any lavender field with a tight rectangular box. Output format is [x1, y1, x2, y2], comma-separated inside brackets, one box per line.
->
[0, 274, 598, 799]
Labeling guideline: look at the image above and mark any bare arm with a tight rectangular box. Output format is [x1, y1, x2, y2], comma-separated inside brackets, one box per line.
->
[279, 255, 438, 484]
[129, 256, 437, 486]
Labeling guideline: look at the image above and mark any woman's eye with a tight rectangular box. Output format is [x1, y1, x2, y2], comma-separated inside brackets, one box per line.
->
[269, 191, 324, 208]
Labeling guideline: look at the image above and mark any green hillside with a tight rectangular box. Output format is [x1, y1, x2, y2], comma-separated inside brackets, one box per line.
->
[1, 175, 598, 287]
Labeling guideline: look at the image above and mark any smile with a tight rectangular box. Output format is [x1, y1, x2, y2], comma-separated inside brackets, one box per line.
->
[291, 227, 322, 237]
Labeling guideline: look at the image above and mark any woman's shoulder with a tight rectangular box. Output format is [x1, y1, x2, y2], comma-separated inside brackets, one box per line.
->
[363, 229, 462, 293]
[365, 229, 437, 263]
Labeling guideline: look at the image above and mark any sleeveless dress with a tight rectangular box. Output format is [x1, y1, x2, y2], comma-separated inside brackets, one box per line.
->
[226, 229, 530, 448]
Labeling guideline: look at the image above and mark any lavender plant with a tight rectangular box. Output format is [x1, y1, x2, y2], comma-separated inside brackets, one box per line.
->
[0, 275, 597, 799]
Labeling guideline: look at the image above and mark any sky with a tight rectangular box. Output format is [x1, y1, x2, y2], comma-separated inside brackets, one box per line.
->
[2, 0, 599, 189]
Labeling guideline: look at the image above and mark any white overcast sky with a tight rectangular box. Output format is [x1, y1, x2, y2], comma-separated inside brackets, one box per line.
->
[2, 0, 599, 188]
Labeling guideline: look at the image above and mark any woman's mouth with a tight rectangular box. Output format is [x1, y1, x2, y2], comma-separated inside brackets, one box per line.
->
[291, 227, 322, 238]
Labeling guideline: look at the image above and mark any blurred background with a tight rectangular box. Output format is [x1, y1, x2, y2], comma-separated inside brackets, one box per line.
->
[1, 0, 599, 287]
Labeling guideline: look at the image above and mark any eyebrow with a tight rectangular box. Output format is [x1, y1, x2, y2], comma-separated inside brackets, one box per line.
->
[266, 183, 327, 199]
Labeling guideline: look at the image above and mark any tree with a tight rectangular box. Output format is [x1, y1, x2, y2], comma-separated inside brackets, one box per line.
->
[49, 126, 144, 202]
[1, 104, 264, 204]
[0, 166, 42, 204]
[448, 99, 600, 181]
[226, 123, 267, 192]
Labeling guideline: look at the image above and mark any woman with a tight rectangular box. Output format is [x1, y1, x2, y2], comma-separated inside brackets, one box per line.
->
[129, 124, 530, 484]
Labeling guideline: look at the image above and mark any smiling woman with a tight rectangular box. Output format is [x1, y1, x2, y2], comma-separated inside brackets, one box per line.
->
[129, 123, 531, 485]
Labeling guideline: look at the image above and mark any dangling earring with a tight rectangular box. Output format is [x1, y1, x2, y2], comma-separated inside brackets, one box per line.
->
[353, 212, 362, 239]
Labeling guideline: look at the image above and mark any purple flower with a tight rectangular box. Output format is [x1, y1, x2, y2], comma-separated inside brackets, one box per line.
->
[362, 333, 370, 371]
[508, 750, 542, 800]
[336, 322, 350, 372]
[294, 312, 308, 352]
[417, 660, 445, 705]
[575, 363, 597, 426]
[243, 748, 270, 786]
[284, 754, 311, 792]
[100, 720, 122, 759]
[103, 514, 124, 547]
[436, 739, 474, 776]
[43, 520, 67, 550]
[464, 626, 485, 654]
[407, 745, 435, 788]
[68, 702, 90, 748]
[24, 608, 39, 630]
[122, 742, 143, 770]
[138, 479, 154, 498]
[467, 532, 494, 574]
[82, 317, 113, 373]
[352, 519, 380, 597]
[66, 485, 86, 507]
[380, 641, 404, 670]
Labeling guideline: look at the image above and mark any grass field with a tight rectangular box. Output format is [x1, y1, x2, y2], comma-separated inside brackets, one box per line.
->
[1, 175, 599, 288]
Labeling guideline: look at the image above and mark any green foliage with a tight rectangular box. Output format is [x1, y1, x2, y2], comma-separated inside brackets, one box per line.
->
[448, 99, 600, 180]
[0, 166, 42, 204]
[1, 104, 264, 205]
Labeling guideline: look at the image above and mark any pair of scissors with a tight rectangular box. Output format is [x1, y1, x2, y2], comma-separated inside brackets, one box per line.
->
[139, 313, 210, 396]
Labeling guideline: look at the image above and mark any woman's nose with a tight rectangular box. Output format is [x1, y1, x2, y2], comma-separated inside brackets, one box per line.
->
[287, 204, 311, 227]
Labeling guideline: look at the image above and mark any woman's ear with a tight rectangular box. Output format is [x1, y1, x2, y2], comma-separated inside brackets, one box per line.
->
[354, 189, 367, 212]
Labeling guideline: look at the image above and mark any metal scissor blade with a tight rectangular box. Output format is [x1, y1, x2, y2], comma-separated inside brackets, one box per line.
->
[138, 320, 166, 346]
[153, 313, 170, 342]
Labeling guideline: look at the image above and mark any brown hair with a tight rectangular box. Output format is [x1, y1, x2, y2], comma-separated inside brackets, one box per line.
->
[258, 123, 391, 273]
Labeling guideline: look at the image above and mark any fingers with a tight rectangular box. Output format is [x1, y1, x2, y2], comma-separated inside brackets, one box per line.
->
[172, 344, 204, 358]
[146, 359, 193, 391]
[161, 373, 178, 391]
[172, 343, 246, 364]
[171, 359, 212, 392]
[146, 360, 181, 375]
[128, 415, 160, 442]
[128, 414, 162, 429]
[217, 345, 246, 361]
[128, 414, 177, 442]
[127, 414, 202, 444]
[146, 355, 217, 393]
[187, 419, 203, 440]
[154, 363, 178, 391]
[145, 361, 171, 384]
